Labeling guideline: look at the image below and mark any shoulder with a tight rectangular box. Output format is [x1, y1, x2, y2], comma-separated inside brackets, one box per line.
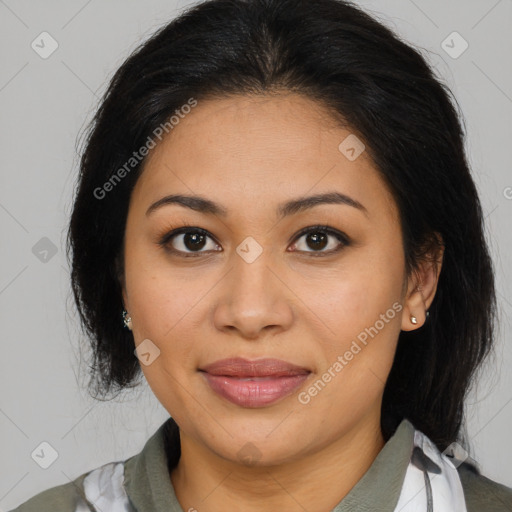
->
[458, 462, 512, 512]
[10, 419, 173, 512]
[8, 472, 90, 512]
[8, 461, 132, 512]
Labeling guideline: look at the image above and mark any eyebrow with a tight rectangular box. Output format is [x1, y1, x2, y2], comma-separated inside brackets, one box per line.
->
[146, 191, 368, 219]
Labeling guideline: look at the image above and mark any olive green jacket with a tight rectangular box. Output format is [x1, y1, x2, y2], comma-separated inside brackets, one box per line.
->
[9, 418, 512, 511]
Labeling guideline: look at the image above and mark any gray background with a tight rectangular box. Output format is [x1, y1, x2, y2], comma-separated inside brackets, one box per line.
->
[1, 0, 511, 509]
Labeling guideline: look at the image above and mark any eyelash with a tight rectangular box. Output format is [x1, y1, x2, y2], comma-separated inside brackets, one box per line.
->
[157, 222, 351, 258]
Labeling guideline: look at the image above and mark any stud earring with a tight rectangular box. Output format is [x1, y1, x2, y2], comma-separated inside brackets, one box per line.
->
[122, 310, 132, 330]
[410, 315, 418, 325]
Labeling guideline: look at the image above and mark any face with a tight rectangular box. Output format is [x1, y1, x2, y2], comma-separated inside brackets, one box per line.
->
[121, 92, 416, 466]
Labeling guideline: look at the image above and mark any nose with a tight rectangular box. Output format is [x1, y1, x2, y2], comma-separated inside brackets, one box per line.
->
[212, 247, 294, 341]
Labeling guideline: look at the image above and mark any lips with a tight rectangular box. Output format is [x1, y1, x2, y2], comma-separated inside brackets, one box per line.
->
[199, 358, 311, 407]
[200, 357, 310, 377]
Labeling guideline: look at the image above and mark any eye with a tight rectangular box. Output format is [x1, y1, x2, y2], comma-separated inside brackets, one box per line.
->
[288, 225, 350, 256]
[158, 227, 221, 257]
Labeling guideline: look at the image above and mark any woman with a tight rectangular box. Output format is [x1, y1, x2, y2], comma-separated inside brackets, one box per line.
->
[11, 0, 512, 510]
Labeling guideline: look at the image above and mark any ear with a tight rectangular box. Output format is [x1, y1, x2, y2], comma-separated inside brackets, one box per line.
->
[401, 234, 444, 331]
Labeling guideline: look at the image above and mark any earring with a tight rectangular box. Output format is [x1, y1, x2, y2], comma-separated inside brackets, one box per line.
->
[410, 315, 418, 325]
[122, 310, 132, 330]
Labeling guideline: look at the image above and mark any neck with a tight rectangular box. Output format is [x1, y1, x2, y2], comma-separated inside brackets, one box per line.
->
[170, 412, 385, 512]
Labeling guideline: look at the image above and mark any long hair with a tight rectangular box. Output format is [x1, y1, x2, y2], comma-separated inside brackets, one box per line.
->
[66, 0, 496, 450]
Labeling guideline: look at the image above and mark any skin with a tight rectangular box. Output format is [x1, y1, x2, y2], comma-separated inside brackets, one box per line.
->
[120, 92, 443, 512]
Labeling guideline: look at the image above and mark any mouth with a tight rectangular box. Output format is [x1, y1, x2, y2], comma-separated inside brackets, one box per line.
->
[199, 357, 311, 408]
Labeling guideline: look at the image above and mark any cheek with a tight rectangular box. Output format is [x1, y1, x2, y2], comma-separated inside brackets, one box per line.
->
[126, 260, 201, 411]
[298, 280, 403, 422]
[125, 244, 202, 338]
[301, 236, 404, 380]
[299, 241, 403, 334]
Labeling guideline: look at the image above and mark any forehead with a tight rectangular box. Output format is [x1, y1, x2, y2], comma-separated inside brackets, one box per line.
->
[130, 93, 398, 222]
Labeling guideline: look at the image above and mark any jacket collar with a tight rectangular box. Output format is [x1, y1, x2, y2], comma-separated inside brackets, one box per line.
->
[333, 419, 415, 511]
[123, 417, 416, 512]
[123, 418, 183, 511]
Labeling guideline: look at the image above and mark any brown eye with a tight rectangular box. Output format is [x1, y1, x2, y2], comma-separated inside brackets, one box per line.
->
[159, 228, 221, 256]
[181, 232, 208, 251]
[289, 226, 350, 255]
[304, 232, 329, 251]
